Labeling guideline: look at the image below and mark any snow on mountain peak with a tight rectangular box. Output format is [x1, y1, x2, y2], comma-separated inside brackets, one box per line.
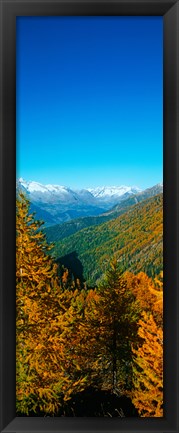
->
[17, 178, 142, 204]
[87, 185, 141, 199]
[18, 179, 69, 194]
[45, 184, 70, 193]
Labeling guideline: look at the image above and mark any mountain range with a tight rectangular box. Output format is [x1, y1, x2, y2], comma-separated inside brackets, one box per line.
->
[16, 178, 163, 286]
[45, 183, 163, 243]
[17, 178, 142, 226]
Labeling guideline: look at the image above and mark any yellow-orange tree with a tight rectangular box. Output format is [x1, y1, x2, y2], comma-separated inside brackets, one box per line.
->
[131, 311, 163, 417]
[57, 287, 103, 390]
[127, 272, 163, 417]
[124, 271, 163, 327]
[16, 193, 86, 415]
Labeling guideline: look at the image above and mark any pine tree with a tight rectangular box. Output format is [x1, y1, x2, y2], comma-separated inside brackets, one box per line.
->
[95, 259, 140, 393]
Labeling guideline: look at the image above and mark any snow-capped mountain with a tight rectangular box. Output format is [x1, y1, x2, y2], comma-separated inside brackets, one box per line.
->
[17, 178, 143, 226]
[87, 185, 141, 200]
[18, 178, 84, 203]
[18, 179, 141, 202]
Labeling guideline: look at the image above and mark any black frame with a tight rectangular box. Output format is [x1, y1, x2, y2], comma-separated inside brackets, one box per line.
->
[0, 0, 178, 432]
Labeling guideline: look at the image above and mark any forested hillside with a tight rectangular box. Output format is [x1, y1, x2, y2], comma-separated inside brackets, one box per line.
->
[45, 183, 163, 243]
[52, 194, 163, 286]
[16, 192, 163, 417]
[45, 214, 112, 243]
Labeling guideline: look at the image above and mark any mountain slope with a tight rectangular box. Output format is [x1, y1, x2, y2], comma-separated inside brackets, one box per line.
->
[45, 214, 112, 243]
[17, 178, 142, 226]
[45, 183, 163, 243]
[52, 194, 163, 286]
[105, 183, 163, 216]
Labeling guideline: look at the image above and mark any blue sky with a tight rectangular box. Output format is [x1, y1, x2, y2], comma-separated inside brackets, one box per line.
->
[16, 16, 163, 190]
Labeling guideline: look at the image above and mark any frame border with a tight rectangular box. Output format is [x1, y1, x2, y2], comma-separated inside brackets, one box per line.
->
[0, 0, 178, 432]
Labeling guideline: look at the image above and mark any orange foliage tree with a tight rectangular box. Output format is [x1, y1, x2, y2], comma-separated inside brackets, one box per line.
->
[125, 271, 163, 416]
[124, 271, 163, 326]
[131, 311, 163, 417]
[16, 193, 86, 415]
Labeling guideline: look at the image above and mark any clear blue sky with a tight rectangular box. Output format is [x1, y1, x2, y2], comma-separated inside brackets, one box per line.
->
[16, 16, 163, 190]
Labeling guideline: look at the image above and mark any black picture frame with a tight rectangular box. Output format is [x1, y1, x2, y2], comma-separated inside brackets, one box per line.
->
[0, 0, 178, 432]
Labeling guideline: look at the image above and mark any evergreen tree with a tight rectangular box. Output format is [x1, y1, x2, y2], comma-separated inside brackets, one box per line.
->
[95, 259, 140, 393]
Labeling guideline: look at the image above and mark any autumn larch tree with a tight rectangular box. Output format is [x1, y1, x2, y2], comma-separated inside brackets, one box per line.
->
[127, 271, 163, 416]
[124, 271, 163, 326]
[16, 193, 86, 415]
[131, 311, 163, 417]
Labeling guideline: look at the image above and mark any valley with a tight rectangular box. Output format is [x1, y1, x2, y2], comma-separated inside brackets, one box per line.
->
[17, 178, 163, 287]
[17, 178, 142, 225]
[45, 183, 163, 243]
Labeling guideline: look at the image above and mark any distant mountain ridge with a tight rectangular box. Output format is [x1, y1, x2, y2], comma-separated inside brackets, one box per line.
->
[16, 179, 163, 287]
[45, 183, 163, 243]
[87, 185, 141, 200]
[18, 178, 141, 201]
[104, 182, 163, 216]
[17, 178, 143, 226]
